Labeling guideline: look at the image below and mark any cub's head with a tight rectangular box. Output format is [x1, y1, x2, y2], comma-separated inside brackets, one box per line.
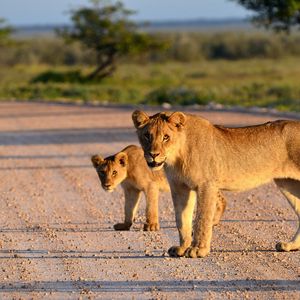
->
[132, 110, 186, 170]
[91, 152, 128, 192]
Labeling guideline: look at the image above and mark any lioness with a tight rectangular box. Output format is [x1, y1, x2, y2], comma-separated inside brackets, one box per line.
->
[132, 110, 300, 258]
[91, 145, 169, 231]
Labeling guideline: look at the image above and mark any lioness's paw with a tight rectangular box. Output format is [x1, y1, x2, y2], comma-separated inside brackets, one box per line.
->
[184, 246, 210, 258]
[143, 223, 160, 231]
[168, 246, 186, 257]
[113, 222, 132, 231]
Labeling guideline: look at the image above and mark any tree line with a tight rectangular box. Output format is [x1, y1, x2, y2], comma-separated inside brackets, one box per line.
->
[1, 0, 299, 79]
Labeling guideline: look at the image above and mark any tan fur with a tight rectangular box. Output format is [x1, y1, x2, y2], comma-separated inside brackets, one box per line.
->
[132, 110, 300, 258]
[91, 145, 169, 231]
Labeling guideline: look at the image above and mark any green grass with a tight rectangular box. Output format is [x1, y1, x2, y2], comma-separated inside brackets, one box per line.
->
[1, 58, 300, 111]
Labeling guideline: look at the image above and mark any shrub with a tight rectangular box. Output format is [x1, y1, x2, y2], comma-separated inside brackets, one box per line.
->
[31, 70, 84, 83]
[1, 32, 300, 67]
[144, 87, 210, 106]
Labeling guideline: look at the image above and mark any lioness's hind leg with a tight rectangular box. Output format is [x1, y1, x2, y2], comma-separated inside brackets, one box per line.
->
[274, 178, 300, 252]
[213, 192, 227, 226]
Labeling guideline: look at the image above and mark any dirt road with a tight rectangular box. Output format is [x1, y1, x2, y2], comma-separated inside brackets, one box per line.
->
[0, 102, 299, 299]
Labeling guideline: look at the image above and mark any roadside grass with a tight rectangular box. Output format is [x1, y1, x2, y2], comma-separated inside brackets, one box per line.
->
[0, 57, 300, 111]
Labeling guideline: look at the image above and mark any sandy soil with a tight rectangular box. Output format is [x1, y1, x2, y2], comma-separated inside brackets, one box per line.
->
[0, 102, 299, 299]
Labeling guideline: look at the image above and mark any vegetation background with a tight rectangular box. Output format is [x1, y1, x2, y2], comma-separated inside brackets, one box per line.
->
[0, 0, 300, 111]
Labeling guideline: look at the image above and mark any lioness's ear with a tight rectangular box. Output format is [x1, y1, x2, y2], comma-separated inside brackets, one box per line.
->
[132, 110, 150, 129]
[115, 152, 128, 167]
[91, 155, 104, 168]
[168, 112, 186, 129]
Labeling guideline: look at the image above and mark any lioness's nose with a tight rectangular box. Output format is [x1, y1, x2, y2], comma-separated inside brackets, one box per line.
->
[104, 184, 111, 188]
[150, 152, 160, 158]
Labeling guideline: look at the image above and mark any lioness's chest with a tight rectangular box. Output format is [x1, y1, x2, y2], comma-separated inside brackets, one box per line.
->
[165, 164, 199, 190]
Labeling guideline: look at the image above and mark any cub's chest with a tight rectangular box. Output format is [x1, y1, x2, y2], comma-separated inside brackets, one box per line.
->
[122, 175, 146, 191]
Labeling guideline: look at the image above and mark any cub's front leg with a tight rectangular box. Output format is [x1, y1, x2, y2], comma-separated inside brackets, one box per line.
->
[185, 185, 218, 258]
[168, 183, 196, 257]
[114, 186, 141, 231]
[143, 184, 160, 231]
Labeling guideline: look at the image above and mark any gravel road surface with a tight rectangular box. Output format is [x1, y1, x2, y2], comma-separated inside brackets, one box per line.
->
[0, 102, 299, 299]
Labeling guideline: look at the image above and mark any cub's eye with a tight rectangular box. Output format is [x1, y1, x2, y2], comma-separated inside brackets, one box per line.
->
[99, 171, 105, 177]
[163, 134, 170, 142]
[112, 170, 117, 177]
[144, 133, 150, 141]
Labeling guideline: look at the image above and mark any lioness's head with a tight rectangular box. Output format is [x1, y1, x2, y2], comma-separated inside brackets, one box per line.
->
[91, 152, 128, 192]
[132, 110, 186, 170]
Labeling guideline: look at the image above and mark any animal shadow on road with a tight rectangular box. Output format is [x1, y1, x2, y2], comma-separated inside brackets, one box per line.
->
[0, 279, 299, 293]
[0, 248, 160, 260]
[0, 107, 123, 119]
[0, 222, 115, 234]
[0, 127, 136, 146]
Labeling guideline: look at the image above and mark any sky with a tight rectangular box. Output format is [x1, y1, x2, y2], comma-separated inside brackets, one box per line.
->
[0, 0, 251, 26]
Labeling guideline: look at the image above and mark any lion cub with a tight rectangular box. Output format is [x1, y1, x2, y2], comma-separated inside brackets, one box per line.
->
[91, 145, 169, 231]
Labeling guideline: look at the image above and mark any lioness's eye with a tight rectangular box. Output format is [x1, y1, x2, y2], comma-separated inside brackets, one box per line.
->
[163, 134, 170, 142]
[144, 132, 150, 141]
[112, 170, 117, 177]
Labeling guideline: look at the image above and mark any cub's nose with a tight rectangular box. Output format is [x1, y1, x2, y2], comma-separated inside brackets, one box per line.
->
[104, 184, 111, 189]
[149, 152, 160, 159]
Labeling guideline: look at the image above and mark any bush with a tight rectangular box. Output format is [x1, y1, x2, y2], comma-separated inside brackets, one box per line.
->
[205, 33, 286, 59]
[144, 87, 210, 106]
[0, 38, 96, 66]
[158, 32, 300, 61]
[31, 70, 84, 83]
[1, 32, 300, 67]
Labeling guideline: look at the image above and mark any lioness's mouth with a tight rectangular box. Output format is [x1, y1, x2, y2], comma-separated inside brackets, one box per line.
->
[103, 186, 114, 192]
[147, 161, 165, 168]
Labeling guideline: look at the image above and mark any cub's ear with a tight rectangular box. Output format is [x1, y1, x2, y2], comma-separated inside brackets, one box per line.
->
[91, 155, 104, 168]
[168, 112, 186, 129]
[115, 152, 128, 167]
[132, 110, 150, 129]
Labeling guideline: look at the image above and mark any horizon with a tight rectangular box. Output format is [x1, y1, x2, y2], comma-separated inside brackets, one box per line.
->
[12, 17, 251, 28]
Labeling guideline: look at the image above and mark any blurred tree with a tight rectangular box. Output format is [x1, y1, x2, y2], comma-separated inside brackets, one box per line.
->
[57, 0, 165, 79]
[233, 0, 300, 32]
[0, 18, 13, 46]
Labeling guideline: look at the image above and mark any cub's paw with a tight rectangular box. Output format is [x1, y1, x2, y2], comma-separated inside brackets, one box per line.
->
[143, 223, 160, 231]
[275, 241, 299, 252]
[113, 222, 132, 231]
[168, 246, 186, 257]
[184, 246, 210, 258]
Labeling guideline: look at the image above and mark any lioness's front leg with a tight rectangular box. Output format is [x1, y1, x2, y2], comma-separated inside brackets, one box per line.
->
[114, 186, 141, 231]
[168, 183, 196, 257]
[212, 192, 227, 226]
[185, 185, 218, 258]
[144, 184, 160, 231]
